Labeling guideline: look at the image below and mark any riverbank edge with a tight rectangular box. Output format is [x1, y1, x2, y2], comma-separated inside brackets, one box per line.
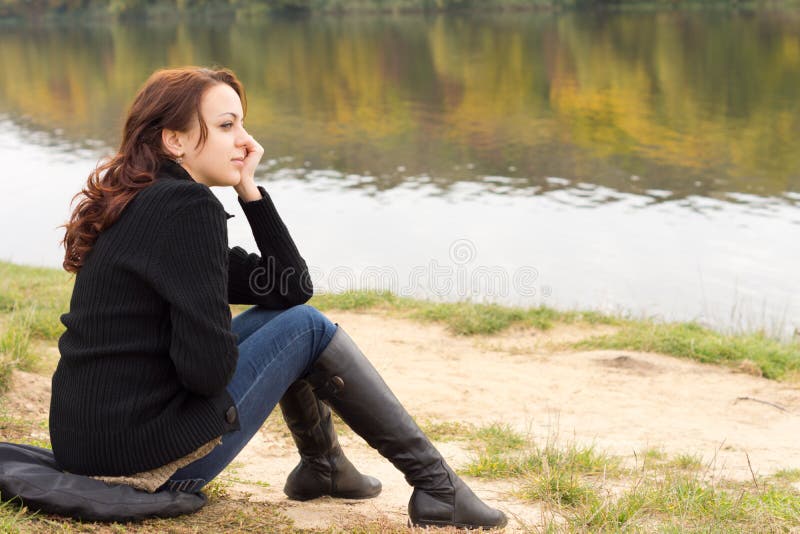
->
[1, 259, 798, 395]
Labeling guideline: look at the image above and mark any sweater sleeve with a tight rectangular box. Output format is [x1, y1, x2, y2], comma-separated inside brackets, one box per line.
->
[149, 195, 239, 398]
[228, 185, 314, 308]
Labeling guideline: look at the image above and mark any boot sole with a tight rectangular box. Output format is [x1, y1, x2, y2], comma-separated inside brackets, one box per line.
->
[408, 517, 508, 530]
[284, 486, 383, 501]
[332, 487, 383, 500]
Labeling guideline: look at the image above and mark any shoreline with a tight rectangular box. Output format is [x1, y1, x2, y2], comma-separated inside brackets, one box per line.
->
[1, 259, 798, 395]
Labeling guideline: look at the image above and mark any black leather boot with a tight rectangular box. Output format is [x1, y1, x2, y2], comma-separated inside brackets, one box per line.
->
[279, 379, 382, 501]
[306, 325, 508, 530]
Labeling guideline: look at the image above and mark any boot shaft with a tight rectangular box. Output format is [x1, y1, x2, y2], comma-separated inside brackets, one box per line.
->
[306, 326, 451, 491]
[279, 379, 337, 459]
[305, 325, 507, 529]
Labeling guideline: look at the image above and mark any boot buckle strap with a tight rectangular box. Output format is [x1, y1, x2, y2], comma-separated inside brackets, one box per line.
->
[311, 375, 345, 400]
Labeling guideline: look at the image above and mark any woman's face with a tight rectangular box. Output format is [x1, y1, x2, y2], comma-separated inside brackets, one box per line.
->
[172, 83, 249, 187]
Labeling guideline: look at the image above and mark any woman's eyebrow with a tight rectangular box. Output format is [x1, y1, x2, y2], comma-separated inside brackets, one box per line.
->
[217, 112, 240, 119]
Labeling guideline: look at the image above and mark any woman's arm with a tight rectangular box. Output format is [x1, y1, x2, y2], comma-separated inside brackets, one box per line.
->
[148, 193, 238, 397]
[228, 185, 313, 308]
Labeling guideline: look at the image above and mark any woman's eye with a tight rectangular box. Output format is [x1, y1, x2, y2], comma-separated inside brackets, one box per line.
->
[221, 122, 233, 129]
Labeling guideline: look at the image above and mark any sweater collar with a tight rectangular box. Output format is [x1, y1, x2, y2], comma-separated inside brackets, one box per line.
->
[156, 158, 236, 220]
[157, 158, 195, 182]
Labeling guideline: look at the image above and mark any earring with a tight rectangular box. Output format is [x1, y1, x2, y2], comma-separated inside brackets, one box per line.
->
[174, 154, 184, 165]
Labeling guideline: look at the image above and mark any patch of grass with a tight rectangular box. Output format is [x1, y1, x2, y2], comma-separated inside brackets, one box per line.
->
[408, 300, 618, 336]
[755, 485, 800, 524]
[0, 307, 36, 373]
[521, 470, 596, 507]
[310, 289, 402, 312]
[453, 422, 800, 530]
[410, 301, 530, 335]
[225, 476, 270, 489]
[0, 410, 50, 449]
[0, 261, 73, 342]
[571, 463, 800, 531]
[464, 427, 617, 481]
[0, 261, 74, 393]
[21, 439, 52, 450]
[309, 289, 618, 336]
[576, 320, 800, 380]
[668, 453, 704, 471]
[419, 419, 476, 442]
[0, 497, 38, 531]
[772, 468, 800, 483]
[203, 478, 232, 502]
[663, 476, 735, 518]
[577, 487, 648, 530]
[641, 447, 667, 462]
[0, 358, 10, 395]
[462, 423, 533, 478]
[472, 423, 527, 454]
[464, 453, 540, 479]
[654, 476, 800, 528]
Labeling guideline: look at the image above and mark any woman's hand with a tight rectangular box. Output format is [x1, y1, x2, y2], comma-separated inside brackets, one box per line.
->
[234, 135, 264, 201]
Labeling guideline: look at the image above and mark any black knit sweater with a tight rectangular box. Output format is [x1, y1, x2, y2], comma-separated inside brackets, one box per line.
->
[50, 159, 313, 476]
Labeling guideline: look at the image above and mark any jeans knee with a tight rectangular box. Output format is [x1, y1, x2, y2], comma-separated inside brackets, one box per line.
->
[284, 304, 338, 355]
[286, 304, 332, 330]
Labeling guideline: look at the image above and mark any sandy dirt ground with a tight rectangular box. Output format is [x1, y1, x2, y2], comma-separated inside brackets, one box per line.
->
[6, 310, 800, 531]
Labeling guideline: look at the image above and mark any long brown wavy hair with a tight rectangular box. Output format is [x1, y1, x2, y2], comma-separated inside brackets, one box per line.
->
[60, 66, 246, 274]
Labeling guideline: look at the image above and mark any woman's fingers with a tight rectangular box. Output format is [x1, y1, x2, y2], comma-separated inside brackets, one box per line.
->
[244, 135, 264, 159]
[241, 135, 264, 179]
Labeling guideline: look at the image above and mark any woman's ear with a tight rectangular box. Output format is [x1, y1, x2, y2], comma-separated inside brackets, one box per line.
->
[161, 128, 185, 158]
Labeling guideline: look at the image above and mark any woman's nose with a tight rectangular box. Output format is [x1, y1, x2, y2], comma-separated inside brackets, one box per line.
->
[235, 129, 249, 145]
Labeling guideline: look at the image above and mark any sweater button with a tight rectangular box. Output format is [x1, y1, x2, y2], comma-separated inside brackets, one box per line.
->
[225, 406, 237, 424]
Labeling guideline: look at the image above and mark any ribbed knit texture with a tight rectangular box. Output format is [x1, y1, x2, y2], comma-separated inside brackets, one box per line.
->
[50, 159, 313, 476]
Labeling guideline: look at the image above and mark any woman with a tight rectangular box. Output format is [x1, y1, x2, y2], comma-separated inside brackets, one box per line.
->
[52, 66, 507, 530]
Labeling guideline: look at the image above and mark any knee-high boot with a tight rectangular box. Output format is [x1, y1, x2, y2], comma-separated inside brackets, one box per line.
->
[279, 379, 382, 501]
[306, 325, 508, 529]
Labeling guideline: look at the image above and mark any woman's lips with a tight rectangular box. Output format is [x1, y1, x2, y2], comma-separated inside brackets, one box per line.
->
[232, 158, 244, 167]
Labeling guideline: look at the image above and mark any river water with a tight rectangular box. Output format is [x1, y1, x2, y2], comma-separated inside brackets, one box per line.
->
[0, 11, 798, 336]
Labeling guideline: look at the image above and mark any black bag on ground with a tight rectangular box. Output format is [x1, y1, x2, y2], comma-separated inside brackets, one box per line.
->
[0, 442, 206, 522]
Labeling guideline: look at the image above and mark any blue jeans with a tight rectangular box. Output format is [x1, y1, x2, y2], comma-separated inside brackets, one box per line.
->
[162, 304, 338, 492]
